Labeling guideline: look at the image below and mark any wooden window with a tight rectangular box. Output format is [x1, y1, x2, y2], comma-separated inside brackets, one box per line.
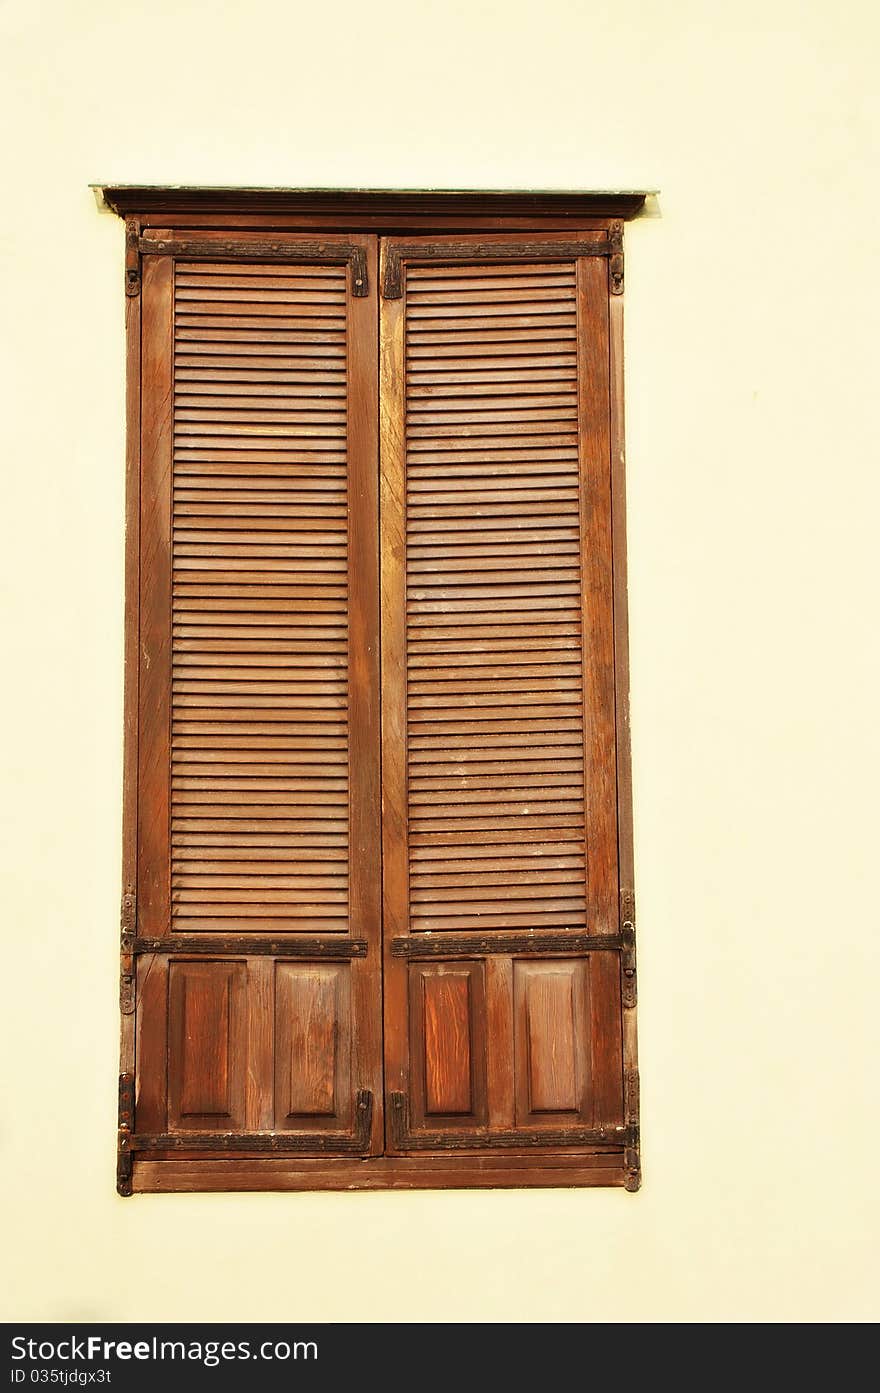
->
[102, 188, 645, 1194]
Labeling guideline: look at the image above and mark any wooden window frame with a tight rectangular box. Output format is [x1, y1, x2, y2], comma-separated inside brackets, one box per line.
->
[100, 187, 646, 1194]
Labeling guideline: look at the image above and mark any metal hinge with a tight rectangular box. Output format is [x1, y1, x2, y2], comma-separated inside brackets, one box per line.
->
[120, 891, 136, 1015]
[117, 1072, 135, 1196]
[623, 1067, 641, 1192]
[620, 888, 637, 1008]
[124, 219, 140, 297]
[609, 220, 624, 295]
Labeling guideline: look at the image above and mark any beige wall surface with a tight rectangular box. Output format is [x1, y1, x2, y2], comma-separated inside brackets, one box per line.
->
[1, 0, 878, 1323]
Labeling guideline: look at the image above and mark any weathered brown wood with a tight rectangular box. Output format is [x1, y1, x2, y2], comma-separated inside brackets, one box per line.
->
[113, 194, 640, 1194]
[274, 963, 351, 1127]
[133, 1088, 373, 1155]
[132, 1150, 627, 1192]
[345, 235, 384, 1153]
[610, 285, 640, 1185]
[140, 235, 368, 295]
[383, 233, 608, 298]
[391, 932, 624, 956]
[134, 952, 168, 1133]
[388, 1092, 632, 1152]
[379, 244, 410, 1124]
[378, 235, 630, 1175]
[577, 255, 618, 936]
[137, 254, 173, 938]
[98, 186, 650, 223]
[245, 956, 274, 1130]
[169, 255, 352, 934]
[406, 962, 487, 1131]
[486, 956, 514, 1130]
[513, 959, 590, 1123]
[120, 215, 141, 1089]
[133, 935, 366, 956]
[167, 960, 248, 1130]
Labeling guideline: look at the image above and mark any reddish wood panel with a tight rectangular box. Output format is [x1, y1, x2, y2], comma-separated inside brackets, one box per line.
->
[167, 961, 247, 1129]
[423, 971, 472, 1114]
[274, 963, 351, 1127]
[407, 962, 487, 1129]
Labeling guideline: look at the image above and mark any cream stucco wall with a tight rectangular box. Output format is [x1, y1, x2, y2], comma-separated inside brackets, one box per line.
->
[1, 0, 878, 1322]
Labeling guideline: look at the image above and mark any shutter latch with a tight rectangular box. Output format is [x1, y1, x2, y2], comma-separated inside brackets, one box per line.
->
[117, 1072, 134, 1197]
[624, 1068, 641, 1192]
[124, 219, 140, 297]
[609, 220, 624, 295]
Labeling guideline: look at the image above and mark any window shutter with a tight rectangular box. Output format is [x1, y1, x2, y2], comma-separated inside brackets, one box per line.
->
[380, 236, 626, 1151]
[112, 190, 645, 1194]
[129, 235, 381, 1171]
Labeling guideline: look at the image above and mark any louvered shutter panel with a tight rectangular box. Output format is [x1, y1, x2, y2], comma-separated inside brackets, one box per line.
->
[380, 236, 625, 1149]
[132, 235, 381, 1159]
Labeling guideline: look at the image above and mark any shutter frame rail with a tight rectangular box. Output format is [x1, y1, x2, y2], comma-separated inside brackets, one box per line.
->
[381, 228, 622, 298]
[388, 1091, 636, 1153]
[118, 1086, 374, 1195]
[138, 234, 369, 294]
[391, 930, 630, 957]
[129, 935, 369, 958]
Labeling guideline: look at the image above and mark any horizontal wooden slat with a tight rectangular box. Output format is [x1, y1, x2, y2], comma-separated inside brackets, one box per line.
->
[411, 863, 584, 884]
[409, 827, 584, 848]
[172, 919, 349, 932]
[410, 911, 587, 931]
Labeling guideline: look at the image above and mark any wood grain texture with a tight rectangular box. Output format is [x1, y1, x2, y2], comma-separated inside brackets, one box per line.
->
[514, 959, 589, 1122]
[381, 243, 621, 941]
[138, 255, 173, 936]
[119, 203, 638, 1192]
[170, 259, 352, 932]
[120, 217, 141, 1087]
[423, 971, 472, 1114]
[132, 237, 383, 1161]
[167, 960, 247, 1129]
[576, 256, 617, 935]
[99, 186, 649, 222]
[379, 250, 410, 1116]
[406, 962, 487, 1132]
[344, 236, 384, 1154]
[609, 287, 639, 1177]
[380, 235, 624, 1162]
[274, 963, 351, 1126]
[132, 1151, 628, 1192]
[404, 254, 588, 934]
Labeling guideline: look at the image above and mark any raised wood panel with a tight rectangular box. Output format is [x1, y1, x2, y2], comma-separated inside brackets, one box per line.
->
[408, 962, 487, 1128]
[168, 961, 247, 1130]
[424, 972, 472, 1114]
[513, 959, 589, 1123]
[274, 963, 351, 1127]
